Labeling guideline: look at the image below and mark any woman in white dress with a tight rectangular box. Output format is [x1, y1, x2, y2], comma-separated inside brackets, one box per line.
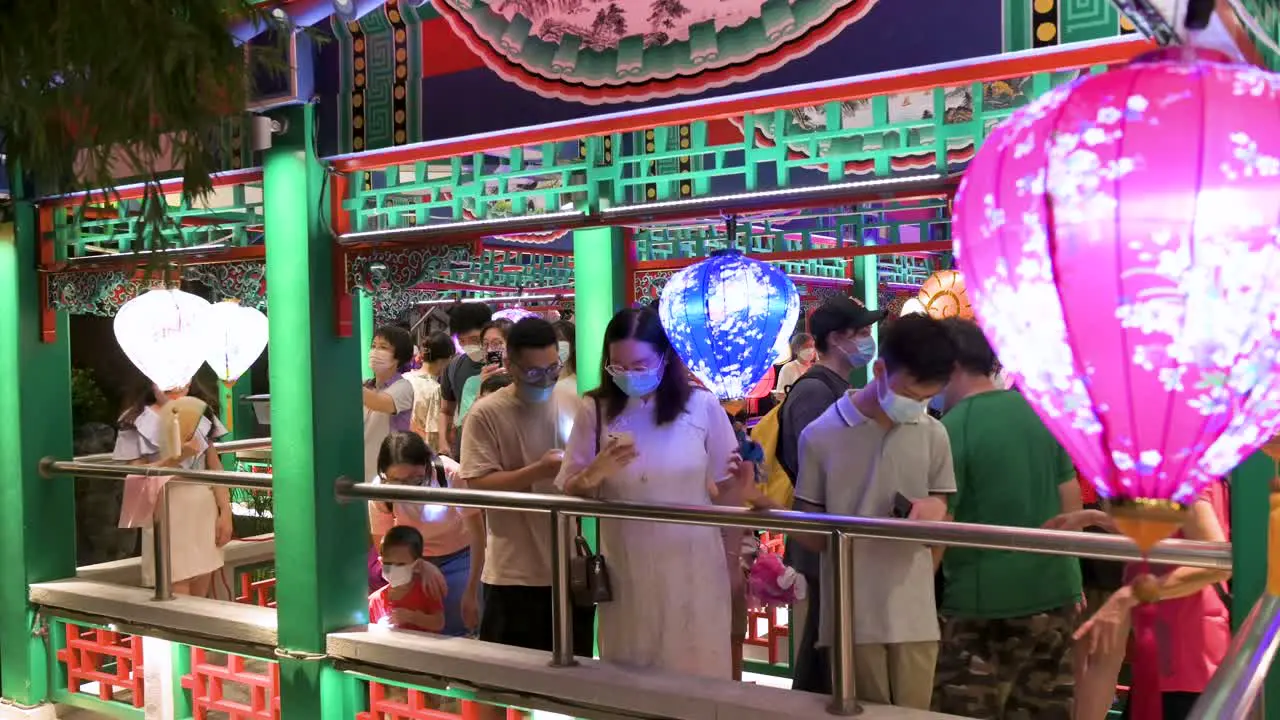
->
[556, 307, 746, 679]
[114, 379, 232, 597]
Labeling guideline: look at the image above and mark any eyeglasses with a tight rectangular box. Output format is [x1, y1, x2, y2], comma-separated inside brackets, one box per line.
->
[604, 359, 664, 376]
[381, 472, 427, 486]
[510, 360, 563, 385]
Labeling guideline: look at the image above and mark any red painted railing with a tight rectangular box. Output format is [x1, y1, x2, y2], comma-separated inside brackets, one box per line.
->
[56, 623, 145, 707]
[181, 648, 281, 720]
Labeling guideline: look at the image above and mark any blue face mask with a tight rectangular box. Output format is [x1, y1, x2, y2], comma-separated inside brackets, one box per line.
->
[516, 380, 555, 404]
[612, 368, 663, 397]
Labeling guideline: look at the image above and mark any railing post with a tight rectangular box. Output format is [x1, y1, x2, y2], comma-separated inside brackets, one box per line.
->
[828, 532, 859, 716]
[550, 510, 578, 668]
[153, 486, 175, 601]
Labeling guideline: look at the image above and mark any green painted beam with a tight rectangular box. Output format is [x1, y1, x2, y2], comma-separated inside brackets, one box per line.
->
[263, 104, 368, 720]
[0, 168, 76, 708]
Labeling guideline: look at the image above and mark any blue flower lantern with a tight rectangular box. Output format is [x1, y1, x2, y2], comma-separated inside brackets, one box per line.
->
[659, 247, 800, 400]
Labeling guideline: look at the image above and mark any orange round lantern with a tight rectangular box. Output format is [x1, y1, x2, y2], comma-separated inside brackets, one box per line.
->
[918, 270, 973, 320]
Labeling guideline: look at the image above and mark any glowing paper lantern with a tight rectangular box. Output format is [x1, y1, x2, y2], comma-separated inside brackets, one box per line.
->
[113, 288, 211, 392]
[202, 300, 269, 431]
[918, 269, 972, 320]
[899, 297, 927, 317]
[493, 307, 538, 323]
[659, 249, 800, 400]
[954, 47, 1280, 549]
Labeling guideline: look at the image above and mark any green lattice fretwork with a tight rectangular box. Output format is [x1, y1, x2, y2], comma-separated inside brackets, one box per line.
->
[341, 69, 1096, 233]
[879, 255, 940, 287]
[347, 145, 598, 232]
[436, 249, 573, 288]
[634, 200, 949, 264]
[46, 180, 265, 261]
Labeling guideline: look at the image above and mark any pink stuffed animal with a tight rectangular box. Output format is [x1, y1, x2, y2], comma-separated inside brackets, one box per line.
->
[747, 550, 807, 608]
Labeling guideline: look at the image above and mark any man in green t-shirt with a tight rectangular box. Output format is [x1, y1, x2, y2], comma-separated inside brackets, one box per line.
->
[931, 319, 1082, 720]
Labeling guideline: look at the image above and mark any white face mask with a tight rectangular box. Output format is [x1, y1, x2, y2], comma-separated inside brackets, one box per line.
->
[877, 377, 927, 424]
[369, 348, 395, 374]
[462, 344, 485, 363]
[557, 341, 572, 365]
[381, 563, 414, 588]
[797, 347, 816, 363]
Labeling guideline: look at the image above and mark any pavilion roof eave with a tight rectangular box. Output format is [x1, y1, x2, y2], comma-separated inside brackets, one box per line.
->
[326, 35, 1155, 173]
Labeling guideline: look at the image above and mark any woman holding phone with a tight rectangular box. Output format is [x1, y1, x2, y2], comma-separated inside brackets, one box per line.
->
[454, 320, 510, 431]
[555, 307, 754, 679]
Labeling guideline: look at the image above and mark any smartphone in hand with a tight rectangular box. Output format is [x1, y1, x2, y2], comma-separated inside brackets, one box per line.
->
[891, 492, 914, 519]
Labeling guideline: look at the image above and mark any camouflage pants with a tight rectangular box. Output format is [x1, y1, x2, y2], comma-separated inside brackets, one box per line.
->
[931, 607, 1077, 720]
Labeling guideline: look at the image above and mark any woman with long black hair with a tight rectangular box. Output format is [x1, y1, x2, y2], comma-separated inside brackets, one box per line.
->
[114, 377, 232, 597]
[556, 307, 752, 679]
[369, 431, 480, 635]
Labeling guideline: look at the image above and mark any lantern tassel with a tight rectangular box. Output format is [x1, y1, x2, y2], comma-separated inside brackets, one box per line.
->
[222, 380, 235, 434]
[1128, 577, 1163, 720]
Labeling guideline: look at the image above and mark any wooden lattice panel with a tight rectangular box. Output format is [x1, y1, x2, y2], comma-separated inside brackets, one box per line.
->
[357, 683, 527, 720]
[56, 622, 145, 707]
[181, 649, 281, 720]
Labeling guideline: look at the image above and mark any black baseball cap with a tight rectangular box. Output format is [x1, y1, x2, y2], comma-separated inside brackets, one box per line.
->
[809, 296, 888, 350]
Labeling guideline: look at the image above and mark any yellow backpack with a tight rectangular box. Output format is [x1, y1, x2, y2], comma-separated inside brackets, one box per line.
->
[749, 371, 848, 509]
[749, 403, 795, 508]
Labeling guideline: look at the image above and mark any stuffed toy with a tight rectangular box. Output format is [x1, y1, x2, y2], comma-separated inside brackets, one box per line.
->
[741, 536, 807, 607]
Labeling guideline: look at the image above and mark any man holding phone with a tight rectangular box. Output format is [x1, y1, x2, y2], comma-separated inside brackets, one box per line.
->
[793, 314, 957, 710]
[460, 318, 596, 671]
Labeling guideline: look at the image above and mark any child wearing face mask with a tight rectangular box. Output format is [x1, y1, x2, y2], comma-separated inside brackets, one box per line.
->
[370, 525, 446, 633]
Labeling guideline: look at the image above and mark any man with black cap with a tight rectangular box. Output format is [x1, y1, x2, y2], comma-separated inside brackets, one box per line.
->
[779, 295, 886, 694]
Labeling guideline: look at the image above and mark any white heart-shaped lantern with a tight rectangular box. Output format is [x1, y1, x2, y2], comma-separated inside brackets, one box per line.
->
[113, 289, 269, 392]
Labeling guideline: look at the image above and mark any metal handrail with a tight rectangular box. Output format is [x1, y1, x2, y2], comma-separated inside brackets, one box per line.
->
[338, 481, 1231, 570]
[1188, 594, 1280, 720]
[72, 436, 273, 463]
[39, 458, 1238, 716]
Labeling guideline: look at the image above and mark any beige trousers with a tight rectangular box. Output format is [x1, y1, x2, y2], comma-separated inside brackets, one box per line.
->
[853, 641, 939, 710]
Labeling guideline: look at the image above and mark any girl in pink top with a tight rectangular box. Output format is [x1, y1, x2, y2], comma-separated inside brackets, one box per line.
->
[1047, 481, 1232, 720]
[369, 432, 484, 636]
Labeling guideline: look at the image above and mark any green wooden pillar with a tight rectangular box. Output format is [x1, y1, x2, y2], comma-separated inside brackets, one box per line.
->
[571, 226, 626, 394]
[0, 169, 76, 708]
[850, 253, 879, 388]
[571, 225, 626, 658]
[1229, 451, 1279, 718]
[218, 373, 254, 472]
[263, 104, 368, 720]
[358, 291, 375, 382]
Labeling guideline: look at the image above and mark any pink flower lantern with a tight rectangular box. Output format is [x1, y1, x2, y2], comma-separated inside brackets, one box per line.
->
[954, 48, 1280, 550]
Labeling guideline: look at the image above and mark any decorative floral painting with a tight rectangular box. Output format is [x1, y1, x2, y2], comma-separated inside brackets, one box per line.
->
[431, 0, 882, 103]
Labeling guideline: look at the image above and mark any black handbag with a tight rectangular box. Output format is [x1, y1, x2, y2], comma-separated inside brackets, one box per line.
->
[569, 398, 613, 607]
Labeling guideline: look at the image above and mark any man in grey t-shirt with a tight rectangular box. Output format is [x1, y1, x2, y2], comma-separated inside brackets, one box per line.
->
[778, 296, 884, 694]
[793, 314, 956, 709]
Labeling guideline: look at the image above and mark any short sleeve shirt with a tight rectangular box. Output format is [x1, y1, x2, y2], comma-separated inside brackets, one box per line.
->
[363, 375, 416, 484]
[460, 384, 570, 587]
[368, 573, 445, 631]
[941, 389, 1082, 618]
[442, 355, 483, 457]
[794, 392, 956, 646]
[778, 366, 849, 483]
[368, 455, 476, 558]
[404, 371, 441, 436]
